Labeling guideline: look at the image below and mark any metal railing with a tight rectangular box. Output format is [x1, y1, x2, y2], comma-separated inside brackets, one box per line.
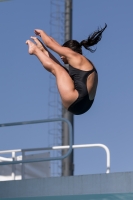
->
[0, 144, 110, 173]
[0, 118, 110, 173]
[0, 118, 72, 165]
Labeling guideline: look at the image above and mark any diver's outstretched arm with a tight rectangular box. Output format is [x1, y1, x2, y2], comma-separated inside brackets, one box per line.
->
[34, 29, 82, 69]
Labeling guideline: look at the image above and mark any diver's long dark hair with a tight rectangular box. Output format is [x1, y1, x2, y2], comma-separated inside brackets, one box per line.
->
[62, 23, 107, 54]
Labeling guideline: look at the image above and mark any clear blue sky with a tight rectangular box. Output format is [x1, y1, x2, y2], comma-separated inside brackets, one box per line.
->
[0, 0, 133, 176]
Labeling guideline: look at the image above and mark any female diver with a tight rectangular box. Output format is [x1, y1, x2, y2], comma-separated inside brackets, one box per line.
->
[26, 24, 107, 115]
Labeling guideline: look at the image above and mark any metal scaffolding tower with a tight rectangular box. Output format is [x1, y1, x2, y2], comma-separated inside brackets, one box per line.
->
[48, 0, 73, 177]
[48, 0, 65, 177]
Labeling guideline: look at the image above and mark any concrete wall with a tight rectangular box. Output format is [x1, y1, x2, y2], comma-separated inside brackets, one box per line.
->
[0, 172, 133, 199]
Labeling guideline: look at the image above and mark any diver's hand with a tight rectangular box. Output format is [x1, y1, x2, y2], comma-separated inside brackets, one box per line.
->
[34, 29, 43, 37]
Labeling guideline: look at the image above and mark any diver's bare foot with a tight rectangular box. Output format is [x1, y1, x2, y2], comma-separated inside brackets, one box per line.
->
[26, 40, 37, 55]
[31, 36, 45, 52]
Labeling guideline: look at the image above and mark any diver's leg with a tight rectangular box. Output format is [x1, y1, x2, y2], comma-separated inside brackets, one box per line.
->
[26, 40, 78, 108]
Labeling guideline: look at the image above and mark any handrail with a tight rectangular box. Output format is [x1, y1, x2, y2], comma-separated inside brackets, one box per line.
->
[0, 144, 110, 173]
[59, 144, 110, 173]
[0, 118, 72, 165]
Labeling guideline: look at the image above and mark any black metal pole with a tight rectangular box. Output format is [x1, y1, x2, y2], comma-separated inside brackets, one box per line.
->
[62, 0, 74, 176]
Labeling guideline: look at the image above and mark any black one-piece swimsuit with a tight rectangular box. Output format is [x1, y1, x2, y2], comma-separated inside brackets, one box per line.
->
[67, 65, 97, 115]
